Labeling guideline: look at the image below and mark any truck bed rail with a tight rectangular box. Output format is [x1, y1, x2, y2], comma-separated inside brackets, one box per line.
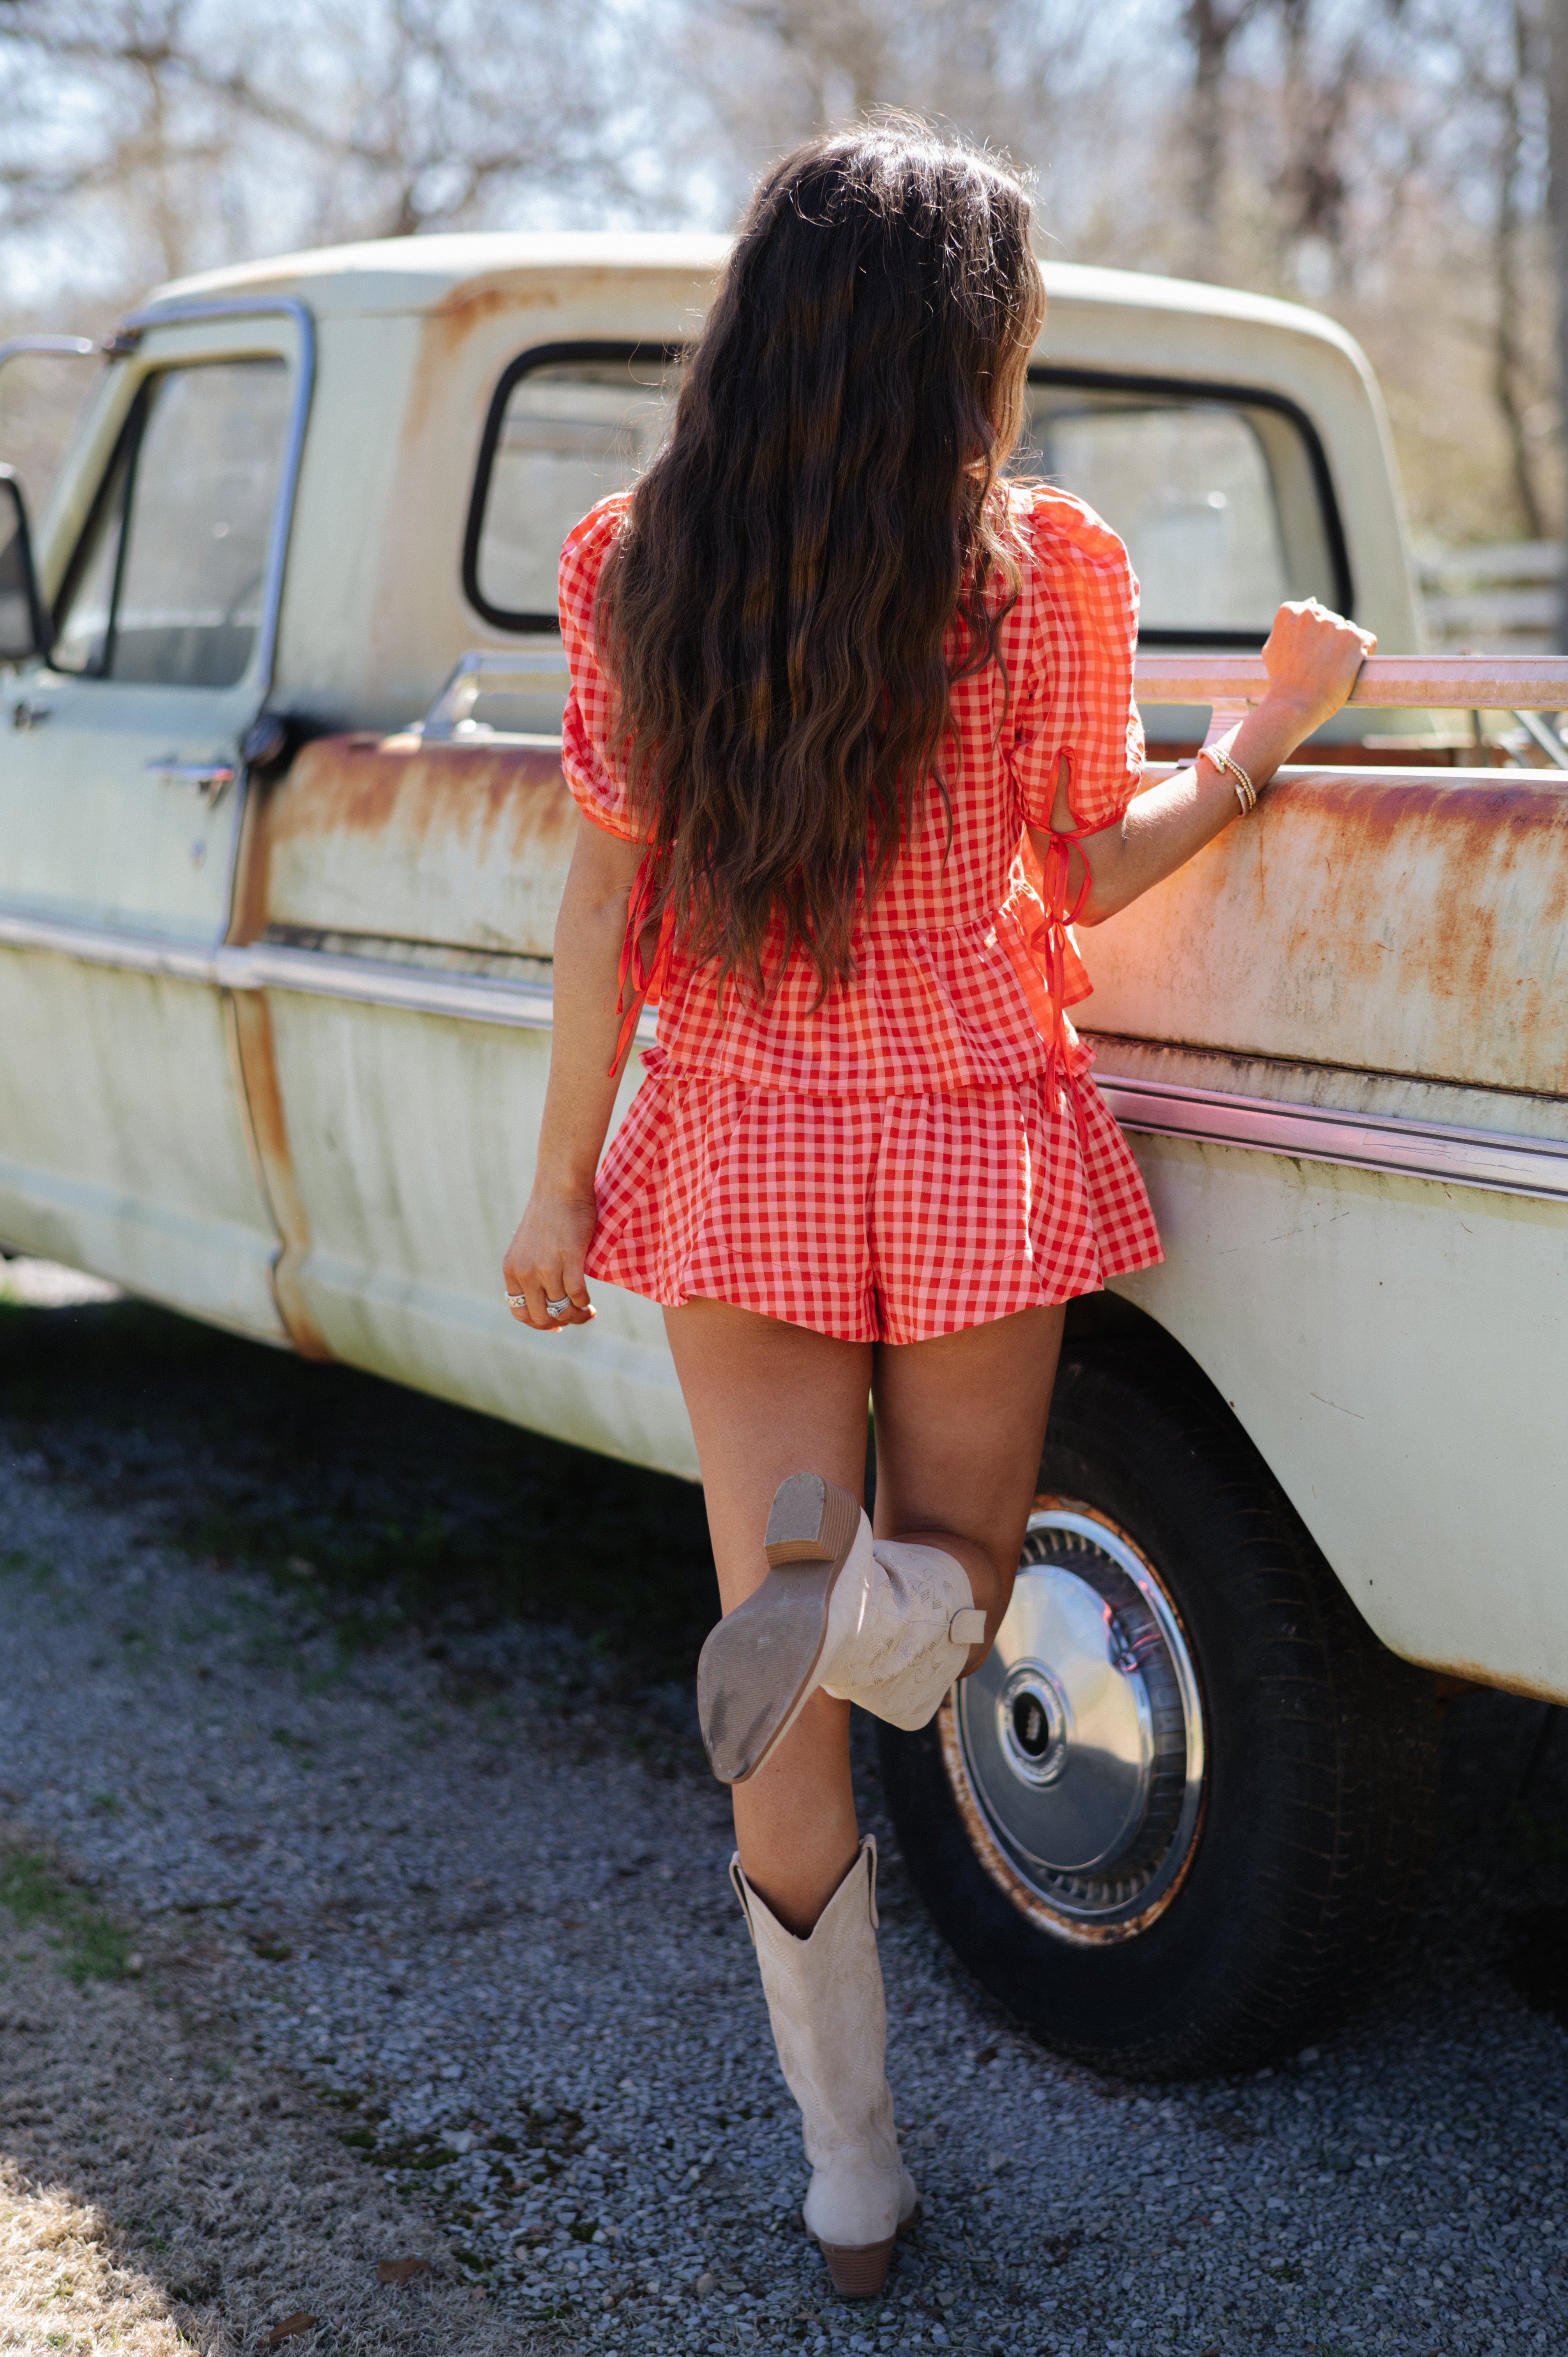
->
[1133, 654, 1568, 712]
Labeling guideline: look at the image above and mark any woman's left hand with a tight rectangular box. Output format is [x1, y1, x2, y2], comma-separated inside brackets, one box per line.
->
[1260, 598, 1377, 738]
[503, 1182, 598, 1331]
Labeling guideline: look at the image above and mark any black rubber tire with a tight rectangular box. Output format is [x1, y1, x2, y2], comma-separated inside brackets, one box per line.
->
[876, 1336, 1439, 2079]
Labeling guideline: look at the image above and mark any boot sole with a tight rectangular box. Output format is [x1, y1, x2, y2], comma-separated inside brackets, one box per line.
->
[819, 2202, 922, 2299]
[697, 1472, 863, 1784]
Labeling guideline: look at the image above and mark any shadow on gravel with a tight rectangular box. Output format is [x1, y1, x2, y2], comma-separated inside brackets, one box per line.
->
[1433, 1683, 1568, 2035]
[0, 1286, 719, 1708]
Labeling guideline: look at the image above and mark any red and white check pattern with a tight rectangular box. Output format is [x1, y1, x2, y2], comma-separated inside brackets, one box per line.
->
[559, 482, 1162, 1340]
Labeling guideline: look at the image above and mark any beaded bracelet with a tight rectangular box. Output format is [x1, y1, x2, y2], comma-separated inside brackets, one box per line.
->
[1202, 741, 1258, 815]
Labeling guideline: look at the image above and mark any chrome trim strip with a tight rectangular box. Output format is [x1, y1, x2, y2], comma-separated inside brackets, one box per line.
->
[0, 908, 215, 986]
[215, 940, 559, 1032]
[0, 910, 659, 1046]
[1097, 1072, 1568, 1204]
[3, 905, 1561, 1196]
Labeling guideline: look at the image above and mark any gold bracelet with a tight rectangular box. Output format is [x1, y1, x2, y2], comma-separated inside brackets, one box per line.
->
[1202, 741, 1258, 815]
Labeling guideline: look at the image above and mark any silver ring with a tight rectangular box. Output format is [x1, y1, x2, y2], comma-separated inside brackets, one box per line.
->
[545, 1296, 573, 1320]
[506, 1293, 528, 1308]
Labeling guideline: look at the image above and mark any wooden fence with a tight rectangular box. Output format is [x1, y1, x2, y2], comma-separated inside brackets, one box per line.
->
[1418, 542, 1563, 654]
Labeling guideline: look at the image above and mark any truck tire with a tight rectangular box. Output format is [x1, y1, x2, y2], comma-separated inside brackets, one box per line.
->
[875, 1336, 1439, 2079]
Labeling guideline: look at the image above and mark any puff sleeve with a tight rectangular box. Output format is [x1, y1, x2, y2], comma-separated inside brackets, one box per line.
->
[1007, 488, 1145, 836]
[558, 492, 639, 841]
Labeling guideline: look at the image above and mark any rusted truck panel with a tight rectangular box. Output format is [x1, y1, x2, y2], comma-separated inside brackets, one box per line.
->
[1083, 764, 1568, 1102]
[251, 735, 579, 958]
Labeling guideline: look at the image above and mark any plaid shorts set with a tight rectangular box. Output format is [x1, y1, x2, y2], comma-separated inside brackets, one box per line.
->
[558, 484, 1162, 1344]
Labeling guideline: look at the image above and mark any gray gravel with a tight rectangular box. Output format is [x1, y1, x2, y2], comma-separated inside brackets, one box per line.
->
[2, 1260, 1566, 2357]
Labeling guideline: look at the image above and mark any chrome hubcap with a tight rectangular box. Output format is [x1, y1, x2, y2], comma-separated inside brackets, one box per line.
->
[954, 1505, 1206, 1928]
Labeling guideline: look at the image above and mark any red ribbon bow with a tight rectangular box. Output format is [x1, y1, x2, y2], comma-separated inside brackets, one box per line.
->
[611, 848, 676, 1075]
[1029, 825, 1093, 1095]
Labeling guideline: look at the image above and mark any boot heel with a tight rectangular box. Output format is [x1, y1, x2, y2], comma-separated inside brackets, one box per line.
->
[819, 2236, 895, 2298]
[765, 1471, 861, 1566]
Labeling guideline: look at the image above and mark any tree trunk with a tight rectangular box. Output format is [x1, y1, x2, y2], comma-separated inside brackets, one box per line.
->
[1497, 9, 1550, 540]
[1181, 0, 1261, 280]
[1549, 0, 1568, 643]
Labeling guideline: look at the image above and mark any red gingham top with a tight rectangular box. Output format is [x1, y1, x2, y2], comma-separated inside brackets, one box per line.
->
[558, 483, 1163, 1339]
[561, 482, 1148, 1091]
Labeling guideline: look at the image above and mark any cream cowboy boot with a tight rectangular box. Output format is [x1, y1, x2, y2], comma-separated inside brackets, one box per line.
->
[697, 1471, 985, 1784]
[731, 1839, 919, 2297]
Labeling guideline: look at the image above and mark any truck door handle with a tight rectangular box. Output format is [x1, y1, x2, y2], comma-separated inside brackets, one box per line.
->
[145, 757, 237, 806]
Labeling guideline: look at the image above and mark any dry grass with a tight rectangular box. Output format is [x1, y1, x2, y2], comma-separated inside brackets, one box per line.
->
[0, 1877, 556, 2357]
[0, 2166, 193, 2354]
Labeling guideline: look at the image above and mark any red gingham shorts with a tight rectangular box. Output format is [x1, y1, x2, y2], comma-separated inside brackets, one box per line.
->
[586, 1053, 1162, 1345]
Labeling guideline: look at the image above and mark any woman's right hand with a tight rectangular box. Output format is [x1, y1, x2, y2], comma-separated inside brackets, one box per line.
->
[503, 1180, 598, 1332]
[1261, 598, 1376, 740]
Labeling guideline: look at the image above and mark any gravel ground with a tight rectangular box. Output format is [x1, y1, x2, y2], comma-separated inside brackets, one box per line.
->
[0, 1905, 517, 2357]
[1, 1262, 1566, 2357]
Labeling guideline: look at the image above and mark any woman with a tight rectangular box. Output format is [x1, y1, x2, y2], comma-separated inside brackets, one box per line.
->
[503, 122, 1372, 2298]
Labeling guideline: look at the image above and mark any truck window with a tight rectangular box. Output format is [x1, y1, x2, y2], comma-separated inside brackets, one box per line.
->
[464, 350, 1349, 648]
[464, 346, 683, 631]
[1024, 373, 1349, 644]
[51, 359, 291, 687]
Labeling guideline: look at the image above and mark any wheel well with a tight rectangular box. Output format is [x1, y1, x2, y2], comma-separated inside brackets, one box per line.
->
[1062, 1285, 1221, 1406]
[1059, 1286, 1464, 1707]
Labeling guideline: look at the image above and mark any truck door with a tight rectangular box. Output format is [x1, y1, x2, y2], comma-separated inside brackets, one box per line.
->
[0, 309, 309, 1335]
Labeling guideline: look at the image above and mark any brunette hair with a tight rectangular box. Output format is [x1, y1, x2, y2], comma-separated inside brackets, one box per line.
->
[596, 118, 1045, 999]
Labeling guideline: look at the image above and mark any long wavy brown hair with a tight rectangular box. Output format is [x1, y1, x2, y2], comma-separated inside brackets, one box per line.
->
[595, 119, 1045, 1001]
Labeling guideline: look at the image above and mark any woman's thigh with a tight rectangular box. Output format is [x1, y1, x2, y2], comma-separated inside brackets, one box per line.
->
[871, 1304, 1064, 1576]
[662, 1298, 874, 1613]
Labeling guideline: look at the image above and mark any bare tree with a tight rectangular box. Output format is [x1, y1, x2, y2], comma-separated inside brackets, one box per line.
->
[0, 0, 634, 301]
[1401, 0, 1554, 539]
[1180, 0, 1266, 273]
[1490, 0, 1552, 537]
[1548, 0, 1568, 630]
[673, 0, 1139, 254]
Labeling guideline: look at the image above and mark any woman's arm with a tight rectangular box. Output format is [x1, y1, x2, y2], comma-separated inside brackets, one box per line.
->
[1034, 599, 1376, 927]
[501, 818, 647, 1332]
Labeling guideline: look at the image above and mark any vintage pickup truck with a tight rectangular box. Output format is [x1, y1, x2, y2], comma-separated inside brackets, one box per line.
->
[2, 233, 1564, 2078]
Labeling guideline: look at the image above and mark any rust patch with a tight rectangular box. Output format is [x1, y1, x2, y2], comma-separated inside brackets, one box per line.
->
[1410, 1656, 1568, 1707]
[261, 735, 581, 954]
[277, 735, 572, 853]
[224, 991, 332, 1362]
[429, 277, 559, 339]
[1092, 763, 1568, 1097]
[227, 765, 275, 948]
[1273, 769, 1568, 1029]
[401, 277, 563, 450]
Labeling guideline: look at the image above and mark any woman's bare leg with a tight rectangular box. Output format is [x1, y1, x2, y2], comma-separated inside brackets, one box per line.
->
[666, 1296, 1066, 1933]
[664, 1298, 873, 1935]
[872, 1304, 1065, 1658]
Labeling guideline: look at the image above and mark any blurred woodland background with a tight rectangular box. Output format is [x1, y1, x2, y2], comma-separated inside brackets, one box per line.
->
[2, 0, 1566, 621]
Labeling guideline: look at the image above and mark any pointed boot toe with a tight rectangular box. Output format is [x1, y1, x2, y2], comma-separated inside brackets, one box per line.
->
[730, 1841, 917, 2300]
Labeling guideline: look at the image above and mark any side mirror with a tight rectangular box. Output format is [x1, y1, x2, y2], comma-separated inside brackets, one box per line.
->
[0, 466, 46, 665]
